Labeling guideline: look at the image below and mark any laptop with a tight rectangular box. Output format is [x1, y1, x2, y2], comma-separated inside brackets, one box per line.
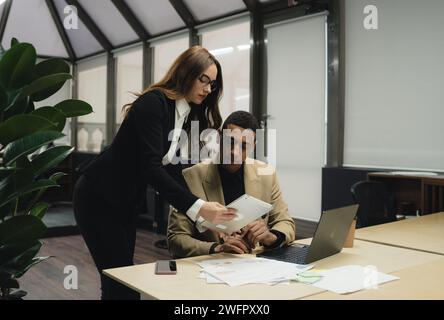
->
[257, 204, 358, 265]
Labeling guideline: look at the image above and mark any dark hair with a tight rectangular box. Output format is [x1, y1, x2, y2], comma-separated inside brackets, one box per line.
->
[122, 46, 223, 131]
[222, 111, 260, 133]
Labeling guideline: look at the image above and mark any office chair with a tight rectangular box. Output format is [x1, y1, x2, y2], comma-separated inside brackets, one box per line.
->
[351, 181, 397, 228]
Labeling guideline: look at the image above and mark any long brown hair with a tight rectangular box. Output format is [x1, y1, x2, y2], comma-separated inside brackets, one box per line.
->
[122, 46, 223, 131]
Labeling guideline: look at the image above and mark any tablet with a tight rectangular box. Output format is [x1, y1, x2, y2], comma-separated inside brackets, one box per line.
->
[201, 194, 273, 234]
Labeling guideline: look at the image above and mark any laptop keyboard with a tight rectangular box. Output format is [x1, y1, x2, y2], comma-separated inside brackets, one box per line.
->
[258, 245, 310, 264]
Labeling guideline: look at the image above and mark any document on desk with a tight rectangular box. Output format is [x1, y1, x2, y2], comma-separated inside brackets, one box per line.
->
[198, 271, 289, 285]
[198, 272, 225, 284]
[197, 258, 312, 286]
[312, 265, 400, 294]
[201, 194, 273, 234]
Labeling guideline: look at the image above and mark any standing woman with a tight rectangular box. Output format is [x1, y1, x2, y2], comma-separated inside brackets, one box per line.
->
[73, 46, 236, 300]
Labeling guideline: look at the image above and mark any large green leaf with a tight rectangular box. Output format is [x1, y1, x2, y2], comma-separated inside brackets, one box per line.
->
[0, 241, 39, 266]
[32, 58, 69, 79]
[55, 99, 93, 117]
[3, 95, 29, 117]
[13, 158, 34, 186]
[24, 73, 72, 102]
[31, 146, 74, 177]
[2, 88, 23, 113]
[0, 202, 14, 221]
[0, 164, 35, 212]
[30, 202, 49, 220]
[14, 256, 50, 279]
[25, 100, 35, 114]
[20, 179, 59, 197]
[10, 38, 19, 48]
[0, 179, 59, 209]
[1, 241, 42, 269]
[0, 43, 36, 90]
[12, 157, 39, 212]
[0, 167, 15, 180]
[0, 216, 46, 245]
[29, 58, 70, 102]
[0, 114, 55, 146]
[49, 172, 66, 183]
[3, 278, 19, 289]
[0, 85, 7, 111]
[22, 173, 66, 214]
[6, 289, 28, 299]
[0, 241, 46, 279]
[0, 175, 16, 210]
[3, 131, 64, 165]
[31, 107, 66, 132]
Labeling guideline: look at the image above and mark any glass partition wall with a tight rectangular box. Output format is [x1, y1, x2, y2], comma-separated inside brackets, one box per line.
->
[115, 46, 144, 129]
[76, 55, 108, 153]
[200, 17, 251, 121]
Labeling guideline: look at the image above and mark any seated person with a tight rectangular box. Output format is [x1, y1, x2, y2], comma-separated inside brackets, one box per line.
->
[167, 111, 296, 258]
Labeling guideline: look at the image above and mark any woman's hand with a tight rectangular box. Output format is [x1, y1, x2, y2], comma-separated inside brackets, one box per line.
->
[198, 202, 237, 224]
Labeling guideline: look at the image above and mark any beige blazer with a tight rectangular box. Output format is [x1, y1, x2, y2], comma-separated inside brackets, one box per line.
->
[167, 159, 296, 258]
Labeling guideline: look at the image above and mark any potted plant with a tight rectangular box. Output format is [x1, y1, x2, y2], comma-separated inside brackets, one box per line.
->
[0, 38, 92, 300]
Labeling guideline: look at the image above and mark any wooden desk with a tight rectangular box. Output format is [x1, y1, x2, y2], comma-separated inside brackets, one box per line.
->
[303, 257, 444, 300]
[368, 172, 444, 214]
[103, 240, 441, 300]
[355, 212, 444, 255]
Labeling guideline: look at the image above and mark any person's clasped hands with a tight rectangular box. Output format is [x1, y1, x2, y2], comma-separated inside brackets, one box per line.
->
[213, 219, 277, 254]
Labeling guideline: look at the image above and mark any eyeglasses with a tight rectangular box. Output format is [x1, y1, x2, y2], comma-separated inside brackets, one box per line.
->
[198, 74, 218, 92]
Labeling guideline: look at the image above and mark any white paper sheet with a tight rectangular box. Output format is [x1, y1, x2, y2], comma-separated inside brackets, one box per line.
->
[198, 272, 225, 284]
[313, 265, 400, 294]
[197, 258, 312, 287]
[198, 271, 290, 285]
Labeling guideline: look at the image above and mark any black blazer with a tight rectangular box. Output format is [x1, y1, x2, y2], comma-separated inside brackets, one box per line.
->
[82, 90, 198, 213]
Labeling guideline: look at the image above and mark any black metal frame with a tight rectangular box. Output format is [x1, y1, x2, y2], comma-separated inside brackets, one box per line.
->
[0, 0, 13, 44]
[243, 0, 259, 13]
[142, 41, 154, 88]
[263, 3, 312, 25]
[169, 0, 195, 29]
[106, 52, 116, 143]
[189, 28, 200, 47]
[70, 63, 78, 148]
[111, 0, 150, 40]
[168, 0, 200, 47]
[326, 0, 344, 167]
[261, 0, 296, 13]
[65, 0, 113, 51]
[36, 54, 70, 61]
[249, 10, 265, 124]
[45, 0, 76, 62]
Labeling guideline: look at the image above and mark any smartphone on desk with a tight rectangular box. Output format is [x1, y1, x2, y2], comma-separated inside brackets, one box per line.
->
[155, 260, 177, 275]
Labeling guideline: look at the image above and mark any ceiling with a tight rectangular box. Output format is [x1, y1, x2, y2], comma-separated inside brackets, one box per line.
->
[0, 0, 287, 61]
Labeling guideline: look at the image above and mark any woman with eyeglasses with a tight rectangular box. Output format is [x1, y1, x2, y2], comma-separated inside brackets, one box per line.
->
[73, 46, 236, 300]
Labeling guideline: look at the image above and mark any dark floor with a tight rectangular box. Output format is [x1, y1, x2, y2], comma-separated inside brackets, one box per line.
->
[21, 230, 171, 300]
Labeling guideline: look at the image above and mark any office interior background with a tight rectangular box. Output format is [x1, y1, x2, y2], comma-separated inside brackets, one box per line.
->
[0, 0, 443, 300]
